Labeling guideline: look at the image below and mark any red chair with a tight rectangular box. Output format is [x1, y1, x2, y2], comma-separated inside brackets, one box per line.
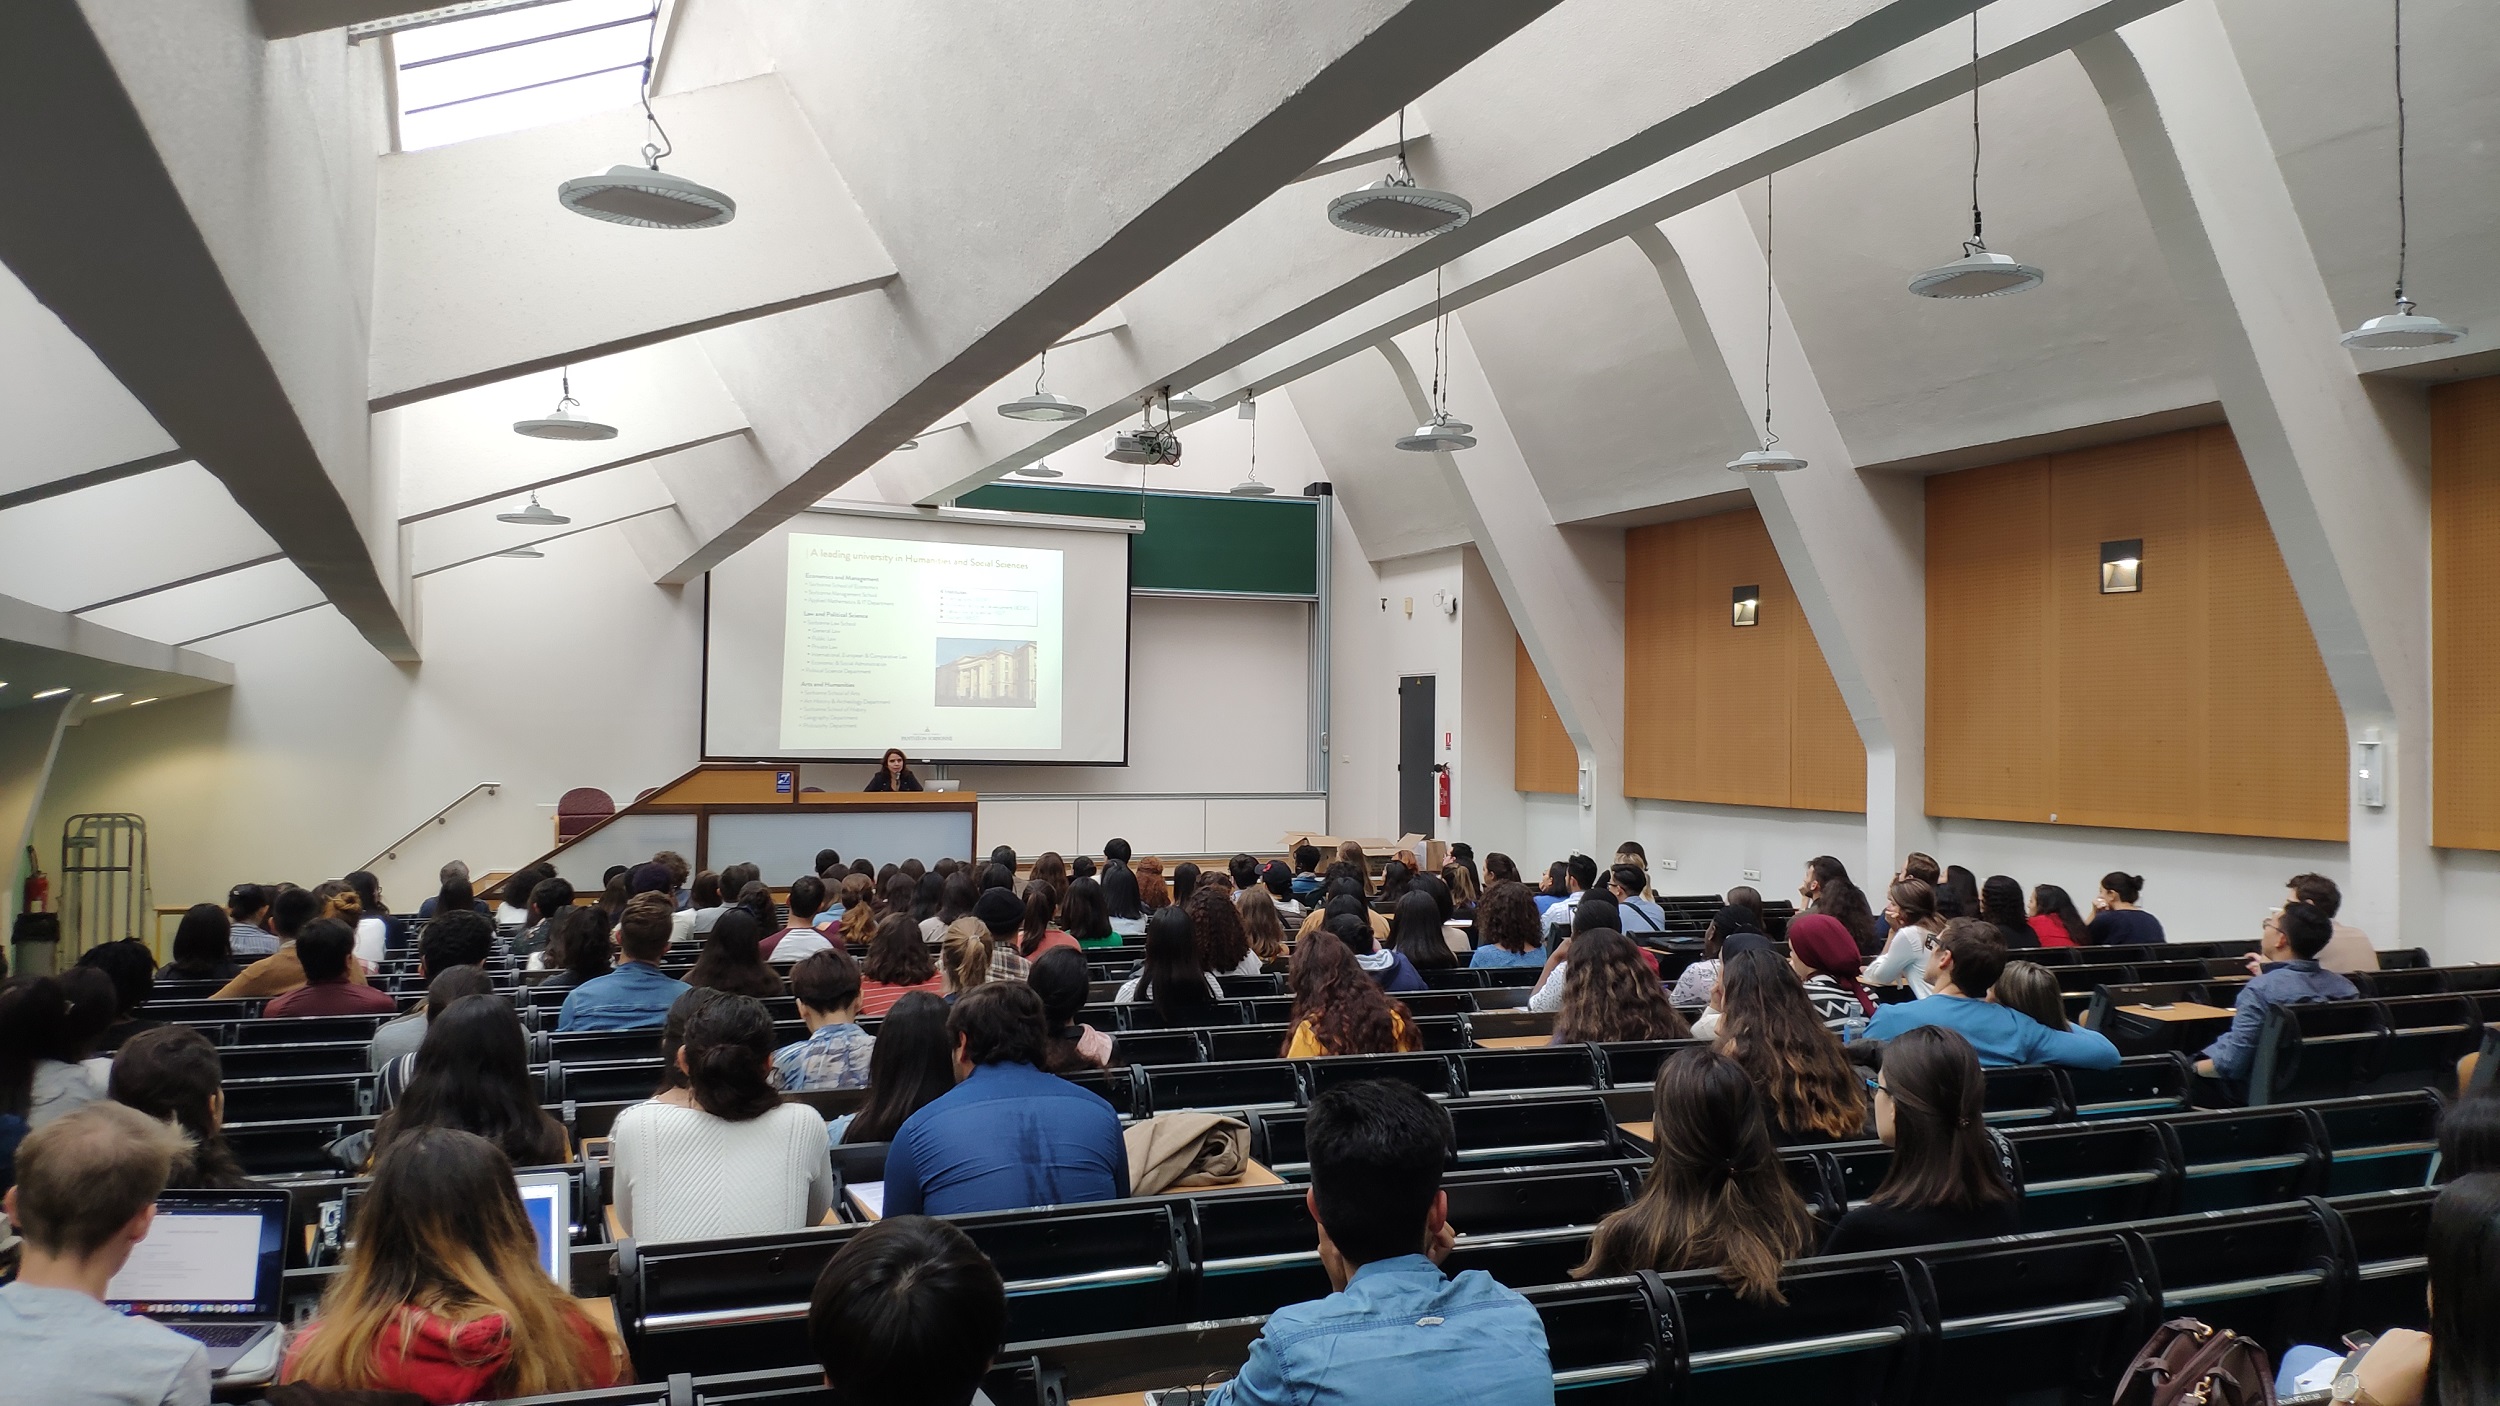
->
[555, 787, 614, 843]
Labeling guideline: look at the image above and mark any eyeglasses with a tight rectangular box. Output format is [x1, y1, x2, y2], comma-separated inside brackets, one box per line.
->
[1862, 1074, 1887, 1096]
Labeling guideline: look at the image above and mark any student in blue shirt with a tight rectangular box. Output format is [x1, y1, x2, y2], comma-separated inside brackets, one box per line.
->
[557, 894, 692, 1032]
[1605, 864, 1666, 934]
[1289, 843, 1325, 900]
[2195, 901, 2358, 1098]
[1468, 880, 1548, 970]
[882, 982, 1128, 1217]
[1208, 1079, 1555, 1406]
[1853, 919, 2121, 1069]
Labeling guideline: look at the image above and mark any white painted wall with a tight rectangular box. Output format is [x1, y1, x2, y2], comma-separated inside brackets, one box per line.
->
[1326, 533, 1465, 843]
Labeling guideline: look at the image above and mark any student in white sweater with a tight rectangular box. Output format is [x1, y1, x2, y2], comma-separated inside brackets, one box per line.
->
[610, 991, 833, 1243]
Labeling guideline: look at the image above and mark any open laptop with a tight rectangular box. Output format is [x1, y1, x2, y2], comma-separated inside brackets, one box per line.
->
[105, 1188, 288, 1377]
[514, 1170, 572, 1284]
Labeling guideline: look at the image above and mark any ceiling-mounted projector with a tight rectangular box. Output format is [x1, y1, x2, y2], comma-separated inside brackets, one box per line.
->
[1105, 426, 1183, 466]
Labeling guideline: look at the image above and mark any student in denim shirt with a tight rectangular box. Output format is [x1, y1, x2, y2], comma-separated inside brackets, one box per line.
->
[2196, 901, 2358, 1099]
[559, 895, 691, 1032]
[1207, 1080, 1555, 1406]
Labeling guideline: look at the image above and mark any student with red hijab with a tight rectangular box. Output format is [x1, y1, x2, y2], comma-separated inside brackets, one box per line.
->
[1783, 914, 1877, 1025]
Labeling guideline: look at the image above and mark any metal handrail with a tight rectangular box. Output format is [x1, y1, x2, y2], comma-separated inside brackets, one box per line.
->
[360, 782, 503, 869]
[1688, 1325, 1908, 1371]
[643, 1262, 1175, 1331]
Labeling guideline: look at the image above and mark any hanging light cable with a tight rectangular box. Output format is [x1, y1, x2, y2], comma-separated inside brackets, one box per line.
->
[1908, 11, 2044, 298]
[1328, 107, 1473, 237]
[1730, 175, 1809, 472]
[2343, 0, 2464, 349]
[556, 8, 736, 228]
[1231, 390, 1274, 495]
[996, 345, 1087, 421]
[1396, 266, 1477, 451]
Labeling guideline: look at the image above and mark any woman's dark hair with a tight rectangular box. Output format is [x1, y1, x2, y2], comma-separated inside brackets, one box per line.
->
[2427, 1173, 2500, 1406]
[1226, 853, 1259, 893]
[166, 904, 236, 978]
[1388, 889, 1455, 970]
[1808, 859, 1881, 954]
[497, 870, 534, 911]
[375, 995, 566, 1168]
[685, 908, 786, 999]
[1069, 855, 1096, 882]
[0, 971, 117, 1115]
[1285, 931, 1411, 1057]
[2439, 1090, 2500, 1179]
[1026, 947, 1097, 1074]
[863, 912, 937, 986]
[1868, 1025, 2013, 1216]
[436, 876, 476, 917]
[655, 988, 729, 1096]
[2100, 871, 2145, 905]
[845, 993, 956, 1144]
[1713, 949, 1867, 1143]
[690, 871, 722, 910]
[1484, 852, 1521, 885]
[1554, 930, 1689, 1044]
[1575, 1048, 1814, 1301]
[1138, 905, 1218, 1024]
[549, 906, 612, 983]
[1018, 884, 1059, 959]
[1375, 861, 1413, 909]
[1937, 866, 1980, 921]
[1060, 877, 1112, 944]
[1887, 877, 1939, 933]
[679, 993, 780, 1122]
[1703, 903, 1764, 961]
[1028, 852, 1068, 903]
[1185, 886, 1251, 975]
[937, 874, 979, 926]
[1477, 881, 1540, 955]
[108, 1025, 252, 1188]
[1978, 876, 2030, 941]
[1415, 871, 1455, 923]
[2030, 885, 2089, 946]
[1170, 861, 1201, 906]
[423, 964, 497, 1021]
[78, 938, 157, 1020]
[912, 871, 944, 924]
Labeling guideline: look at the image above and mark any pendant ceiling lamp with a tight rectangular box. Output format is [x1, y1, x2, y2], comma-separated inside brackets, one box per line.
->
[1231, 392, 1275, 495]
[2342, 0, 2465, 350]
[1163, 389, 1218, 418]
[1395, 269, 1477, 452]
[1729, 175, 1808, 473]
[512, 368, 617, 441]
[1328, 108, 1472, 238]
[996, 347, 1087, 422]
[494, 492, 570, 526]
[557, 23, 734, 228]
[1011, 458, 1063, 478]
[496, 545, 546, 558]
[1908, 13, 2044, 299]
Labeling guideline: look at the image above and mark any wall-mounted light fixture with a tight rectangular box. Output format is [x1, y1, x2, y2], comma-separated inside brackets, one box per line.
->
[1731, 585, 1761, 627]
[2099, 539, 2143, 594]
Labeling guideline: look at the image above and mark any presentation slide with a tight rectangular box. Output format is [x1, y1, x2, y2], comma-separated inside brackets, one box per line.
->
[706, 509, 1132, 764]
[779, 533, 1065, 752]
[107, 1213, 263, 1306]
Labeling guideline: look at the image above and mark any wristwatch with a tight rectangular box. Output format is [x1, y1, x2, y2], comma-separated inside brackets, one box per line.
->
[2331, 1345, 2383, 1404]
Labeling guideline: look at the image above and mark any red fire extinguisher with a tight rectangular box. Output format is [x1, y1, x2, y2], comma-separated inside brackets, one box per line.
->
[1435, 765, 1451, 820]
[23, 845, 47, 912]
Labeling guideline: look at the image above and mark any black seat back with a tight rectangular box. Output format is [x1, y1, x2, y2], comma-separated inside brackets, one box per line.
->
[1455, 1044, 1603, 1096]
[2364, 995, 2478, 1096]
[221, 1073, 373, 1123]
[1665, 1258, 1919, 1406]
[1446, 1096, 1621, 1169]
[2159, 1106, 2324, 1212]
[2128, 1201, 2341, 1359]
[1108, 1029, 1205, 1067]
[1136, 1060, 1301, 1118]
[2002, 1121, 2173, 1232]
[2060, 1054, 2189, 1120]
[1437, 1164, 1633, 1286]
[1909, 1231, 2151, 1403]
[2248, 999, 2384, 1105]
[2328, 1188, 2436, 1339]
[1980, 1065, 2068, 1126]
[2304, 1091, 2442, 1195]
[1298, 1052, 1457, 1103]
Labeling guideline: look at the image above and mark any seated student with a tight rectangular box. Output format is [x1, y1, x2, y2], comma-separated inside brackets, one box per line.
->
[1260, 860, 1307, 925]
[1549, 930, 1691, 1044]
[1864, 877, 1941, 999]
[1295, 870, 1393, 945]
[371, 995, 568, 1171]
[516, 876, 575, 959]
[1524, 897, 1650, 1013]
[1027, 946, 1114, 1073]
[557, 894, 691, 1032]
[1284, 931, 1420, 1057]
[764, 875, 836, 964]
[1783, 913, 1879, 1026]
[859, 913, 948, 1017]
[1822, 1026, 2021, 1255]
[1711, 949, 1868, 1144]
[809, 1216, 1007, 1406]
[374, 966, 498, 1111]
[1190, 884, 1265, 979]
[682, 871, 728, 936]
[1058, 875, 1119, 951]
[1606, 863, 1666, 934]
[225, 883, 278, 958]
[1207, 1080, 1555, 1406]
[1575, 1048, 1816, 1298]
[2286, 872, 2379, 974]
[2084, 871, 2165, 945]
[2195, 900, 2358, 1097]
[2439, 1089, 2500, 1179]
[1237, 885, 1293, 967]
[1671, 904, 1761, 1006]
[1014, 883, 1079, 967]
[214, 887, 367, 998]
[264, 920, 398, 1018]
[1853, 920, 2120, 1069]
[621, 862, 696, 946]
[772, 949, 875, 1092]
[685, 908, 788, 999]
[972, 888, 1032, 984]
[2297, 1173, 2499, 1406]
[107, 1025, 253, 1189]
[1290, 842, 1324, 899]
[284, 1128, 623, 1402]
[76, 938, 162, 1053]
[1988, 960, 2070, 1031]
[1101, 862, 1150, 937]
[0, 1103, 212, 1406]
[491, 871, 536, 934]
[4, 970, 115, 1130]
[1337, 909, 1427, 995]
[415, 863, 478, 918]
[1469, 880, 1547, 970]
[1114, 906, 1229, 1015]
[883, 984, 1128, 1217]
[368, 908, 494, 1069]
[841, 991, 957, 1146]
[1539, 854, 1600, 943]
[159, 904, 241, 983]
[1386, 890, 1457, 973]
[532, 908, 610, 998]
[2027, 884, 2091, 948]
[611, 993, 833, 1240]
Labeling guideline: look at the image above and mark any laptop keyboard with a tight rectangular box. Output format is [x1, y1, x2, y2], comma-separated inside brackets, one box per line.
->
[174, 1323, 266, 1348]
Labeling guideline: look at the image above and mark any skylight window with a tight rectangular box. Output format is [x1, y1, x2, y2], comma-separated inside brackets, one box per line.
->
[390, 0, 660, 152]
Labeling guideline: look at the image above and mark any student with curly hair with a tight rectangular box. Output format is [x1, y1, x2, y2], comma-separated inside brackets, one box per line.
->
[1283, 932, 1420, 1057]
[1551, 929, 1689, 1044]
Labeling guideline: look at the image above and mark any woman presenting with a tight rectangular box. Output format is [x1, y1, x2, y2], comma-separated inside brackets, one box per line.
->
[864, 748, 923, 792]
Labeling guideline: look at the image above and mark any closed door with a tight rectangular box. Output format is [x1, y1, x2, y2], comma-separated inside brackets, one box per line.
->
[1398, 675, 1436, 838]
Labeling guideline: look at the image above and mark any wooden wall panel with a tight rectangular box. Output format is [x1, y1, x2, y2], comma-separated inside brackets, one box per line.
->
[2434, 376, 2500, 850]
[1927, 426, 2345, 843]
[1514, 634, 1578, 795]
[1623, 510, 1864, 813]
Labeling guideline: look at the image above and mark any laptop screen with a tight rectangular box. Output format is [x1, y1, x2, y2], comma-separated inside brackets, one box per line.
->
[106, 1191, 287, 1320]
[514, 1171, 570, 1284]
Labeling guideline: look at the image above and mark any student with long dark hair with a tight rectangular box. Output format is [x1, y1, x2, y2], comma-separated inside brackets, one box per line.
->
[1283, 931, 1419, 1057]
[1822, 1026, 2018, 1254]
[1387, 889, 1456, 972]
[76, 939, 161, 1052]
[1711, 949, 1868, 1143]
[1028, 947, 1113, 1073]
[372, 995, 568, 1170]
[859, 912, 945, 1017]
[1188, 885, 1261, 977]
[1102, 863, 1149, 936]
[1114, 906, 1227, 1023]
[1576, 1048, 1815, 1299]
[1061, 875, 1117, 950]
[1938, 865, 1981, 923]
[843, 992, 957, 1145]
[1469, 880, 1545, 970]
[2027, 883, 2090, 948]
[2, 971, 114, 1129]
[1551, 929, 1689, 1044]
[160, 904, 240, 982]
[611, 993, 832, 1240]
[1018, 883, 1077, 961]
[1978, 875, 2038, 950]
[106, 1024, 253, 1188]
[1801, 855, 1881, 957]
[2320, 1173, 2500, 1406]
[1170, 861, 1201, 906]
[685, 908, 786, 999]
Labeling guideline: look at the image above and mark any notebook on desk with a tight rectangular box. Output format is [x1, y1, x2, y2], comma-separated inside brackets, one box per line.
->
[105, 1189, 288, 1378]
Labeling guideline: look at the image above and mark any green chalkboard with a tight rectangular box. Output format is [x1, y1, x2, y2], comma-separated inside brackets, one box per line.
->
[955, 483, 1319, 596]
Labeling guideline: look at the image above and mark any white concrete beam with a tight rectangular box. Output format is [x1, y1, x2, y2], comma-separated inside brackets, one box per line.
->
[80, 559, 325, 650]
[882, 0, 2178, 507]
[2079, 2, 2437, 947]
[0, 1, 415, 659]
[0, 263, 178, 497]
[369, 74, 896, 410]
[406, 458, 673, 574]
[1639, 202, 1932, 883]
[644, 0, 1570, 584]
[250, 0, 423, 40]
[1385, 322, 1632, 855]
